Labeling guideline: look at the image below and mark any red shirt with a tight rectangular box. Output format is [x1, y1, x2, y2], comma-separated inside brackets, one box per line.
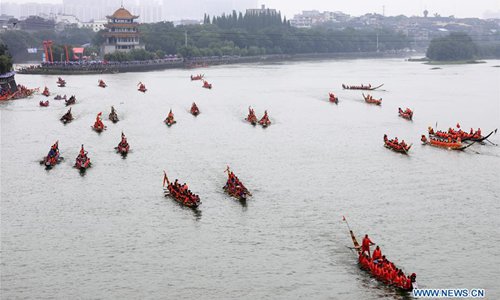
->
[362, 237, 372, 248]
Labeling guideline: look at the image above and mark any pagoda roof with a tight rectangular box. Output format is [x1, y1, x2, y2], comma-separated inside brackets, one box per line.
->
[107, 7, 138, 20]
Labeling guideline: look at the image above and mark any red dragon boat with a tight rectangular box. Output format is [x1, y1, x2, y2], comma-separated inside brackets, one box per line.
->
[246, 107, 258, 125]
[421, 132, 466, 151]
[42, 86, 50, 97]
[363, 93, 382, 105]
[383, 134, 411, 154]
[190, 102, 200, 116]
[40, 141, 63, 169]
[74, 145, 91, 171]
[57, 77, 66, 87]
[91, 112, 106, 132]
[440, 124, 497, 143]
[115, 132, 129, 156]
[398, 107, 413, 120]
[137, 82, 147, 93]
[224, 166, 251, 202]
[98, 79, 107, 88]
[259, 110, 271, 127]
[343, 216, 417, 293]
[0, 85, 38, 101]
[329, 93, 339, 104]
[202, 80, 212, 89]
[164, 109, 176, 126]
[163, 171, 201, 208]
[190, 74, 204, 81]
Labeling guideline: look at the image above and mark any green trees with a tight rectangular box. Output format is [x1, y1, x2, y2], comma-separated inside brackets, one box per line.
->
[426, 32, 477, 61]
[0, 28, 97, 62]
[104, 49, 156, 61]
[0, 44, 13, 73]
[136, 12, 410, 59]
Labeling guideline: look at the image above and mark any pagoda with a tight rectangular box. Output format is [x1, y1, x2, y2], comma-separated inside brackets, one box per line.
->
[101, 6, 144, 55]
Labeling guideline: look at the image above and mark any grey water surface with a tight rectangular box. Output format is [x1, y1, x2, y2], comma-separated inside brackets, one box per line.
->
[1, 58, 499, 299]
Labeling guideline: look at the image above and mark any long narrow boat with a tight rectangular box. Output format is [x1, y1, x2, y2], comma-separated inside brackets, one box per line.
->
[0, 87, 38, 101]
[343, 217, 417, 292]
[40, 141, 63, 169]
[447, 128, 497, 143]
[398, 108, 413, 120]
[421, 135, 469, 150]
[467, 129, 497, 143]
[329, 93, 339, 104]
[362, 93, 382, 105]
[383, 135, 411, 154]
[223, 166, 252, 202]
[163, 171, 201, 208]
[343, 83, 384, 90]
[190, 74, 204, 81]
[60, 108, 73, 124]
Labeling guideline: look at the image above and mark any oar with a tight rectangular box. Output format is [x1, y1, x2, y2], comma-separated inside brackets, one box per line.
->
[483, 129, 498, 146]
[402, 143, 412, 155]
[458, 140, 478, 151]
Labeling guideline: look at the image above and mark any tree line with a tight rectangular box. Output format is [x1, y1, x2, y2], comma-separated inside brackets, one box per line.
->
[3, 10, 499, 63]
[0, 44, 13, 74]
[426, 32, 478, 61]
[137, 11, 411, 59]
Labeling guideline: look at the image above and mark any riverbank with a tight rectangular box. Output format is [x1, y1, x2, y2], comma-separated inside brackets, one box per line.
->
[407, 57, 486, 65]
[424, 60, 486, 65]
[16, 51, 416, 75]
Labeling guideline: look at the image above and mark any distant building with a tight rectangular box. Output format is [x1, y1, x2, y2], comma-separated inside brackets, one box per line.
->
[101, 7, 145, 55]
[19, 16, 56, 32]
[82, 20, 107, 32]
[0, 14, 16, 31]
[246, 4, 277, 16]
[290, 10, 351, 28]
[53, 14, 82, 31]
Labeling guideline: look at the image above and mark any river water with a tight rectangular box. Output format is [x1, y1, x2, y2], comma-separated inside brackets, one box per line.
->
[1, 58, 500, 299]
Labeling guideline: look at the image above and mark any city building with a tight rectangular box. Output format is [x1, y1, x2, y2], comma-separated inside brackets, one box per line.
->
[290, 10, 351, 28]
[246, 4, 277, 16]
[101, 6, 145, 55]
[81, 20, 107, 32]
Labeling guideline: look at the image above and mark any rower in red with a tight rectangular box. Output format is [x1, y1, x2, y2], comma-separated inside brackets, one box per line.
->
[372, 245, 382, 261]
[361, 234, 375, 257]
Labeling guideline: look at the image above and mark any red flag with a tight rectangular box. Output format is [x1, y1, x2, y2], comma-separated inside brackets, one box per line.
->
[342, 216, 346, 221]
[456, 123, 460, 128]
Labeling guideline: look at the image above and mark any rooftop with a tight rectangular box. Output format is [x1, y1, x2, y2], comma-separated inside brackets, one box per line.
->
[107, 7, 138, 20]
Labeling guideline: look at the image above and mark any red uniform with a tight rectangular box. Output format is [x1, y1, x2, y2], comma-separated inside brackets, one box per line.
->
[361, 236, 374, 257]
[372, 247, 382, 261]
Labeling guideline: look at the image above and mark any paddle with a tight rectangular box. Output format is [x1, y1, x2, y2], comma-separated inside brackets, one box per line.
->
[482, 129, 498, 146]
[402, 143, 412, 155]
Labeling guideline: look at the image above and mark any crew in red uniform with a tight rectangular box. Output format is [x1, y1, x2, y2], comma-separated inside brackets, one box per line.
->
[372, 245, 382, 261]
[361, 234, 375, 257]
